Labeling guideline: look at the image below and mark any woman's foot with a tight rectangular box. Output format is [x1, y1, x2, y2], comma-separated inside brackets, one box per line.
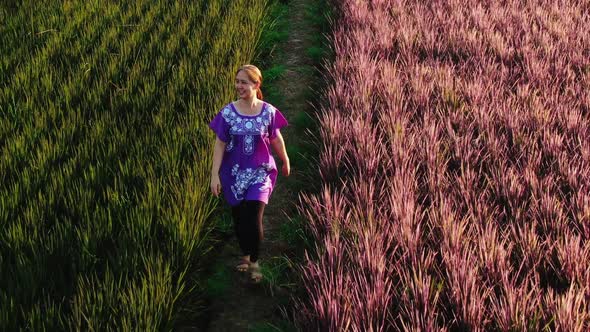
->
[236, 256, 250, 272]
[249, 261, 262, 283]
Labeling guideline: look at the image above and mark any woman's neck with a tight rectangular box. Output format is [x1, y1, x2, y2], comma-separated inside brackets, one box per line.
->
[239, 96, 259, 110]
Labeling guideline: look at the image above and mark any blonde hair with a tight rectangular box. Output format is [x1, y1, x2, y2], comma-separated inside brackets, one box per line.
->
[236, 65, 263, 100]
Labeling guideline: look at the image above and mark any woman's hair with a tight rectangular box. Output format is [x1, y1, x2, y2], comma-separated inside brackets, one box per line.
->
[237, 64, 263, 100]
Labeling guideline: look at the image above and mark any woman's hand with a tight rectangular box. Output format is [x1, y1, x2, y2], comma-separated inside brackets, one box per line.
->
[281, 158, 291, 177]
[211, 175, 222, 197]
[211, 138, 226, 197]
[270, 132, 290, 177]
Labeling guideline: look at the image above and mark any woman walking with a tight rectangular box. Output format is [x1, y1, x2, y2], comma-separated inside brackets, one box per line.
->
[209, 64, 290, 283]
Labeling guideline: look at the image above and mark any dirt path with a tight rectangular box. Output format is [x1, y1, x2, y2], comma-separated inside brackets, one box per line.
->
[205, 0, 315, 330]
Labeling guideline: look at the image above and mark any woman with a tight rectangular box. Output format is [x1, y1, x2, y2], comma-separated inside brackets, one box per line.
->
[209, 64, 290, 283]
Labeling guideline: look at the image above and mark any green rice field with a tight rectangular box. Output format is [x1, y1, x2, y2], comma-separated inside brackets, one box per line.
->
[0, 0, 271, 329]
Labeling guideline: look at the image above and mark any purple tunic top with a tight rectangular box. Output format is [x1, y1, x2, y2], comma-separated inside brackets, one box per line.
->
[209, 101, 288, 207]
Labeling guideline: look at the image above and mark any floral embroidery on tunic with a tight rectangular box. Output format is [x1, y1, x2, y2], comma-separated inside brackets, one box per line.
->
[221, 105, 272, 135]
[243, 135, 254, 155]
[230, 163, 272, 200]
[226, 135, 234, 151]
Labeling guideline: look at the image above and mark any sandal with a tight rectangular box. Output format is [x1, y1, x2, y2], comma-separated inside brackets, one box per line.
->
[249, 262, 263, 283]
[235, 257, 250, 272]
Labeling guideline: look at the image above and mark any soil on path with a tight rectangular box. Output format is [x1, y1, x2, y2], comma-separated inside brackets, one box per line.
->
[205, 0, 316, 330]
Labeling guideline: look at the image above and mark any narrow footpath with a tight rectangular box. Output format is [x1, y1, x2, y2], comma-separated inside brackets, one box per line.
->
[206, 0, 316, 330]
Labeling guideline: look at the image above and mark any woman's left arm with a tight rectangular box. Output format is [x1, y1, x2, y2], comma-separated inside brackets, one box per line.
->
[270, 131, 290, 177]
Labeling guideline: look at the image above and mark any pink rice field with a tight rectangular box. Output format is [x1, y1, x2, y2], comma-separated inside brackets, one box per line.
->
[294, 0, 590, 330]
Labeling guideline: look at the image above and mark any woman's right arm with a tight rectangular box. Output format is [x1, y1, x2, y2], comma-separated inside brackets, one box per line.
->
[211, 137, 226, 196]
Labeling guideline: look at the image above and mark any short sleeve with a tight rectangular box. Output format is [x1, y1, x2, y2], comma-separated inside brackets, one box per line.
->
[269, 108, 288, 139]
[208, 110, 230, 142]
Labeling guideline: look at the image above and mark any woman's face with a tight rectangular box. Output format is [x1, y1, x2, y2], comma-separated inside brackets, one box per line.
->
[235, 70, 259, 99]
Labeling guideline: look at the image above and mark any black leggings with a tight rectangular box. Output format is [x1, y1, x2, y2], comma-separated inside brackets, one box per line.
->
[231, 200, 266, 263]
